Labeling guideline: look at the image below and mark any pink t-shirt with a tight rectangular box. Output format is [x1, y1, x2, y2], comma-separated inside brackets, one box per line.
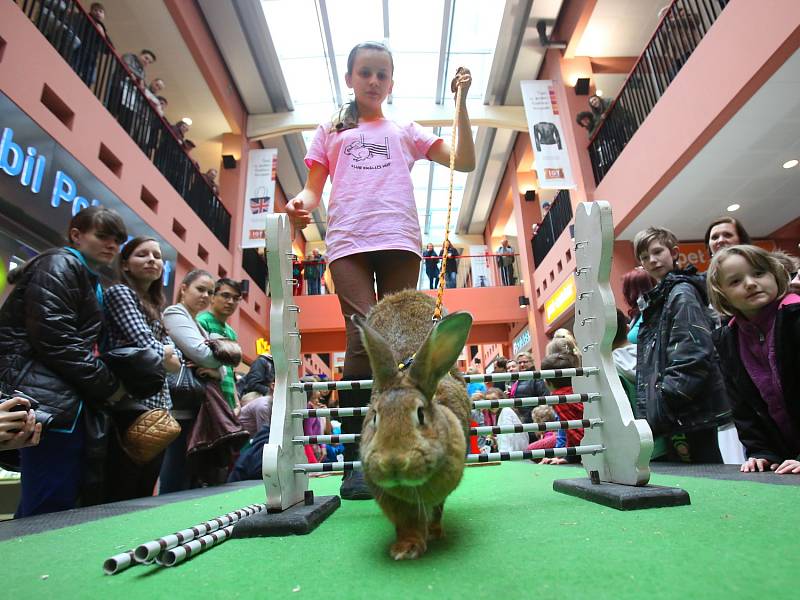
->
[305, 119, 440, 263]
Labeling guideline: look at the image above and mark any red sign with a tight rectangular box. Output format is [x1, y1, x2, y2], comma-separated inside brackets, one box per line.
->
[677, 240, 775, 273]
[543, 168, 564, 179]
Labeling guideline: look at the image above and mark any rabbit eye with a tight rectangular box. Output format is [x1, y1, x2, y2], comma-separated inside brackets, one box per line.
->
[417, 407, 425, 426]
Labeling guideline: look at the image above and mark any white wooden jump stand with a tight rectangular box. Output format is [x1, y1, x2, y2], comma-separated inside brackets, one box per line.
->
[235, 205, 688, 538]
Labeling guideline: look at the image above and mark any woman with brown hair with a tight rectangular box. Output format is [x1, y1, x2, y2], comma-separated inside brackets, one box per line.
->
[102, 236, 181, 501]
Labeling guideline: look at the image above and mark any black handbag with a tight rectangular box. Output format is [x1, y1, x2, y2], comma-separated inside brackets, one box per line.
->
[101, 346, 165, 399]
[167, 363, 207, 412]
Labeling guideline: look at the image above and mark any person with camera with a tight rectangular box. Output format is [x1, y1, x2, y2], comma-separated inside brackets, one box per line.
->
[0, 207, 127, 517]
[0, 395, 42, 451]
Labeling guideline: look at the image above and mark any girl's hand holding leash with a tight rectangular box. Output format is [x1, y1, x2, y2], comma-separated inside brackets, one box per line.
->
[450, 67, 472, 97]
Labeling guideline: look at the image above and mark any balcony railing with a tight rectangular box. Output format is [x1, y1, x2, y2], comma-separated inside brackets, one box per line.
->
[588, 0, 730, 183]
[532, 190, 572, 267]
[15, 0, 231, 247]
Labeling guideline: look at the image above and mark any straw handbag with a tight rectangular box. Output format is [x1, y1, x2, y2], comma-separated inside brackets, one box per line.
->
[121, 409, 181, 465]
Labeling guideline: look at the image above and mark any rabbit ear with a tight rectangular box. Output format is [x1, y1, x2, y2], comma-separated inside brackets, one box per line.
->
[408, 312, 473, 400]
[352, 314, 398, 389]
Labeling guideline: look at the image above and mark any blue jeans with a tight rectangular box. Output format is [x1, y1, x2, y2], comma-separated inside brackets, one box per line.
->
[16, 415, 85, 518]
[446, 271, 457, 289]
[158, 418, 194, 493]
[306, 277, 321, 295]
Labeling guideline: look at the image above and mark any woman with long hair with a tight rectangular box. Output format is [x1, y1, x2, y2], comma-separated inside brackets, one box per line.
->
[103, 236, 181, 501]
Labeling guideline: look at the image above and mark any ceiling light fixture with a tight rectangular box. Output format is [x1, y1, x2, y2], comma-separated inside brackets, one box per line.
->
[726, 203, 740, 212]
[782, 159, 798, 169]
[181, 117, 193, 126]
[596, 90, 604, 97]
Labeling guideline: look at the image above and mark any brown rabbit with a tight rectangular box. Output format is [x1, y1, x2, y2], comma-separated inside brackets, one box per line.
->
[353, 289, 473, 560]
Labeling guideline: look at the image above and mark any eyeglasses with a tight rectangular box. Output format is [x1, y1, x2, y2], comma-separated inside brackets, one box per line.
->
[217, 292, 242, 303]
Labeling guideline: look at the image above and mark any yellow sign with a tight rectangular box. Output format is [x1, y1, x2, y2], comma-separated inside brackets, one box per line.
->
[544, 275, 576, 326]
[255, 338, 271, 355]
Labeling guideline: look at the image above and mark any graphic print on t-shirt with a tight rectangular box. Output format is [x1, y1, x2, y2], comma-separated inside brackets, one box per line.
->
[344, 135, 391, 162]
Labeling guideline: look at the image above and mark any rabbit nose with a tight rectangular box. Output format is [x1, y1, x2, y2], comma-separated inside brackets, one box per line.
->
[380, 455, 411, 476]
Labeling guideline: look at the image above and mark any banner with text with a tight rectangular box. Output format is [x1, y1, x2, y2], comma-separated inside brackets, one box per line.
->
[241, 148, 278, 248]
[520, 80, 576, 190]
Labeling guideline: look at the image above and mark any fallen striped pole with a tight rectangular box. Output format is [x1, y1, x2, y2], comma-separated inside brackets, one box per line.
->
[472, 392, 600, 410]
[467, 444, 605, 463]
[132, 503, 265, 564]
[103, 550, 136, 576]
[471, 418, 600, 436]
[157, 525, 234, 567]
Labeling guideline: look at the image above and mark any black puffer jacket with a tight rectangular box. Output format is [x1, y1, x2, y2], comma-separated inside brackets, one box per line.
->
[511, 378, 549, 424]
[0, 248, 119, 430]
[713, 300, 800, 463]
[635, 266, 731, 435]
[236, 354, 275, 397]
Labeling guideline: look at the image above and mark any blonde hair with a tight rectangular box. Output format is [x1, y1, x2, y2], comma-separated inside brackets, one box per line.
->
[532, 405, 556, 424]
[707, 245, 788, 317]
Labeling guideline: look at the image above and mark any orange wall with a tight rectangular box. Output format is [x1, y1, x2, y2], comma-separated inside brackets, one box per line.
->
[0, 2, 267, 362]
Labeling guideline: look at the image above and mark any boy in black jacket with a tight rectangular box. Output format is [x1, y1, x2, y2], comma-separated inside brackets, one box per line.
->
[633, 227, 731, 463]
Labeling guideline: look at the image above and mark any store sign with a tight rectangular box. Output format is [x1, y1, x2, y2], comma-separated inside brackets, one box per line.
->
[512, 327, 531, 356]
[1, 127, 103, 216]
[544, 274, 576, 326]
[677, 240, 775, 273]
[0, 93, 177, 293]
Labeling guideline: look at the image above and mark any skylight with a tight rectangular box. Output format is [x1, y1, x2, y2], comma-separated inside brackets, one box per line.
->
[262, 0, 504, 243]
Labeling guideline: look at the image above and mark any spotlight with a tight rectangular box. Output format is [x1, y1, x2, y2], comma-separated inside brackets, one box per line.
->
[726, 204, 740, 212]
[782, 159, 798, 169]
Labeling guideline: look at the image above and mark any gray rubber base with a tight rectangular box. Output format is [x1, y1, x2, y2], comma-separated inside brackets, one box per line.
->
[232, 494, 340, 537]
[553, 478, 691, 511]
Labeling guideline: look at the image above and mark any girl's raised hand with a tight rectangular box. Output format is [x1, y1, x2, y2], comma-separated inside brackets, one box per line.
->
[450, 67, 472, 97]
[285, 197, 312, 229]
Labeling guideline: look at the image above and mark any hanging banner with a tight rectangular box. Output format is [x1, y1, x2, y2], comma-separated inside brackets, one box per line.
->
[520, 80, 576, 190]
[468, 245, 495, 287]
[241, 148, 278, 248]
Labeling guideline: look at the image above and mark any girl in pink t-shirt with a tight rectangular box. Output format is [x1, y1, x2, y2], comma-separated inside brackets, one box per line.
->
[285, 41, 475, 499]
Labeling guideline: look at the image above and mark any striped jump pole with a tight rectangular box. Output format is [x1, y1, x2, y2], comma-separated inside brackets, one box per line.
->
[157, 525, 234, 567]
[467, 444, 605, 464]
[291, 406, 370, 419]
[292, 434, 360, 445]
[471, 418, 601, 436]
[295, 461, 362, 474]
[472, 392, 600, 410]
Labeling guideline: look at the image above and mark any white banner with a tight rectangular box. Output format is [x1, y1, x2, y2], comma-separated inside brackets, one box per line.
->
[468, 245, 495, 287]
[241, 148, 278, 248]
[520, 80, 576, 190]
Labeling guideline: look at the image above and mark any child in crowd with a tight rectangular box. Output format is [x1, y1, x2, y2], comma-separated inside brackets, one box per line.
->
[466, 365, 487, 397]
[539, 351, 584, 465]
[469, 392, 490, 454]
[528, 405, 558, 453]
[485, 388, 528, 452]
[707, 245, 800, 474]
[633, 227, 731, 464]
[621, 267, 654, 343]
[239, 389, 273, 439]
[285, 41, 475, 499]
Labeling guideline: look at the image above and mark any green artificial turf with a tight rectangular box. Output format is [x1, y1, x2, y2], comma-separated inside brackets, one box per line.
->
[2, 463, 798, 599]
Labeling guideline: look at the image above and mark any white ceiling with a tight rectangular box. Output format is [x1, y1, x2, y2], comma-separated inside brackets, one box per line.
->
[573, 0, 665, 58]
[100, 0, 231, 173]
[620, 48, 800, 241]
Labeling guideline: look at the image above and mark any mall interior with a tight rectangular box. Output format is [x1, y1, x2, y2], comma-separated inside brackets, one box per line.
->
[1, 0, 798, 370]
[1, 0, 799, 595]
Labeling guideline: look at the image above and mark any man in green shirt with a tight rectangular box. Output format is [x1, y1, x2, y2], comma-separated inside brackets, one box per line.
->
[197, 278, 242, 410]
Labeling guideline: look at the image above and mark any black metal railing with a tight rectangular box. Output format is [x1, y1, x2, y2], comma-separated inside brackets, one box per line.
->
[532, 190, 572, 268]
[15, 0, 231, 247]
[588, 0, 729, 183]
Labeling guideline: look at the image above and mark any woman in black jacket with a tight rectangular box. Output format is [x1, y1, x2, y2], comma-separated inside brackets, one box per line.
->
[0, 207, 126, 517]
[422, 243, 440, 290]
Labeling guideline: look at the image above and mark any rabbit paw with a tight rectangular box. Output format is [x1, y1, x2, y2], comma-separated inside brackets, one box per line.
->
[428, 522, 444, 540]
[390, 536, 427, 560]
